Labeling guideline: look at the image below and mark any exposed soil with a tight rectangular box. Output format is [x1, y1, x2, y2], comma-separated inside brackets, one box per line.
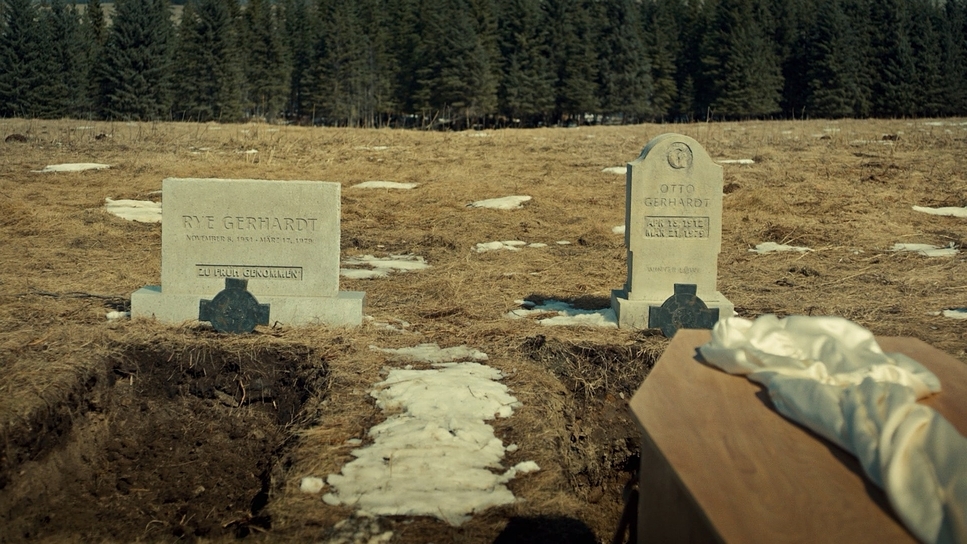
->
[0, 336, 324, 543]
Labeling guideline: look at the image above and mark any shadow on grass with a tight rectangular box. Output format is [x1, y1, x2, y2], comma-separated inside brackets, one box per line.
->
[493, 515, 597, 544]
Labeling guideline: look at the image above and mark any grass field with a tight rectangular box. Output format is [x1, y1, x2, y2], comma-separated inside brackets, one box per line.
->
[0, 117, 965, 542]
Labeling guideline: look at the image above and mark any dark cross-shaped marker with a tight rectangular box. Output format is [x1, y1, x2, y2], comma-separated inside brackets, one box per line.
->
[199, 278, 270, 334]
[648, 283, 719, 338]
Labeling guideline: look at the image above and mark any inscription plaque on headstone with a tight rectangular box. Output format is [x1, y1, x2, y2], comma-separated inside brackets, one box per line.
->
[132, 178, 364, 327]
[611, 134, 733, 331]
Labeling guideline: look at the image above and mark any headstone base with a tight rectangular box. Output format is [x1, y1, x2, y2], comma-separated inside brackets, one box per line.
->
[132, 286, 365, 327]
[610, 289, 734, 330]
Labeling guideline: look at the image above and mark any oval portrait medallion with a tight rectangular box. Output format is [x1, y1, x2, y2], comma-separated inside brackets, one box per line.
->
[666, 142, 693, 169]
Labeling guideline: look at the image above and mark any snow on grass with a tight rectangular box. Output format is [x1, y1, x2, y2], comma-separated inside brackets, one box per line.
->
[602, 166, 627, 175]
[475, 240, 527, 252]
[506, 299, 618, 328]
[942, 309, 967, 320]
[341, 254, 429, 279]
[103, 198, 162, 223]
[340, 269, 389, 279]
[300, 477, 325, 493]
[717, 159, 755, 165]
[749, 242, 812, 254]
[351, 181, 419, 190]
[612, 225, 625, 235]
[912, 205, 967, 218]
[33, 163, 110, 173]
[474, 240, 553, 252]
[372, 343, 488, 363]
[322, 344, 538, 525]
[891, 243, 959, 257]
[235, 149, 258, 154]
[468, 195, 531, 210]
[364, 316, 412, 333]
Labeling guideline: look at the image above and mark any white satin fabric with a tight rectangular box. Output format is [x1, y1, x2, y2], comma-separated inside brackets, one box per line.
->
[699, 315, 967, 544]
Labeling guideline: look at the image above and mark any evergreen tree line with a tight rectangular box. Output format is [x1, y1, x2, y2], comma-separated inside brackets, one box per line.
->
[1, 0, 966, 126]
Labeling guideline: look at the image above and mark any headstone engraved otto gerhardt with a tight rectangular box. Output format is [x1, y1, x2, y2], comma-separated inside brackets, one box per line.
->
[131, 178, 364, 327]
[611, 134, 733, 330]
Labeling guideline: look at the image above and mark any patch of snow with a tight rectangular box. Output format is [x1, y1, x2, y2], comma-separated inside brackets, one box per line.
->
[76, 126, 94, 130]
[341, 254, 429, 279]
[527, 242, 547, 248]
[340, 269, 388, 279]
[602, 166, 627, 175]
[326, 517, 393, 544]
[506, 300, 618, 328]
[467, 132, 491, 137]
[364, 316, 412, 333]
[322, 359, 537, 525]
[236, 149, 258, 154]
[468, 195, 531, 210]
[373, 343, 488, 363]
[942, 309, 967, 320]
[612, 225, 626, 235]
[34, 163, 111, 173]
[556, 240, 571, 245]
[749, 242, 812, 254]
[912, 206, 967, 218]
[300, 477, 325, 494]
[103, 198, 162, 223]
[717, 159, 755, 165]
[352, 181, 419, 190]
[475, 240, 528, 253]
[355, 145, 390, 150]
[343, 254, 429, 271]
[891, 243, 958, 257]
[106, 311, 130, 320]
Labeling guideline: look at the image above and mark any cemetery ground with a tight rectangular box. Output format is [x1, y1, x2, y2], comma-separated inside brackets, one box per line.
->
[0, 117, 965, 543]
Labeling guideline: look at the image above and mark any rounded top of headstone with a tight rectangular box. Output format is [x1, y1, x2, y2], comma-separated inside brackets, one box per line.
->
[632, 134, 718, 175]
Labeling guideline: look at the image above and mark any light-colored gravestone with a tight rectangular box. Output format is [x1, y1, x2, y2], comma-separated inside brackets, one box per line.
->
[611, 134, 733, 332]
[132, 178, 364, 327]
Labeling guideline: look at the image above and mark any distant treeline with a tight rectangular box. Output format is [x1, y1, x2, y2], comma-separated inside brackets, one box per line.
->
[1, 0, 966, 127]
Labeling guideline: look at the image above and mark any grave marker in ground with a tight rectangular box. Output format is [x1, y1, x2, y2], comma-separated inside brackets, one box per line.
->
[132, 178, 364, 327]
[611, 134, 733, 333]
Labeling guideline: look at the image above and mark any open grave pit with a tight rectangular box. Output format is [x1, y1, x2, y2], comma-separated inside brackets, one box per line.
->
[521, 335, 661, 502]
[0, 335, 325, 542]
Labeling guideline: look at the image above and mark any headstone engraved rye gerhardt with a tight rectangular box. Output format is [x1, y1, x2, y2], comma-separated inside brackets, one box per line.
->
[131, 178, 364, 327]
[611, 134, 733, 332]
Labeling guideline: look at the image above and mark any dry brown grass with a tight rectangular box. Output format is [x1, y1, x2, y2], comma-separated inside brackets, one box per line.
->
[1, 117, 965, 542]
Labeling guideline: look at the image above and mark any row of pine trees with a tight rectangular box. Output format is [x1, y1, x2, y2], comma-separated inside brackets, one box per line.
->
[1, 0, 966, 127]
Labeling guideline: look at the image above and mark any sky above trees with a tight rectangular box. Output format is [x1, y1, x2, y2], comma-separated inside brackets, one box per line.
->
[0, 0, 965, 126]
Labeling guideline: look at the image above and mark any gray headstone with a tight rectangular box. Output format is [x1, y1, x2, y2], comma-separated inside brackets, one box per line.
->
[612, 134, 733, 329]
[132, 178, 364, 327]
